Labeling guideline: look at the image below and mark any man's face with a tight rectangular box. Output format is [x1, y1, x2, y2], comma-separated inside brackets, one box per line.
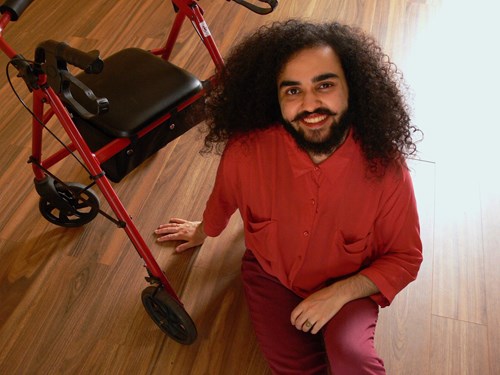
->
[277, 45, 350, 155]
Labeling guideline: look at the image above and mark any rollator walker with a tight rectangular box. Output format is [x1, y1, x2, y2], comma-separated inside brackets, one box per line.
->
[0, 0, 277, 344]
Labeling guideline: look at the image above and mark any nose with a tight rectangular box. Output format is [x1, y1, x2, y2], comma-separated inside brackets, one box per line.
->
[301, 90, 322, 112]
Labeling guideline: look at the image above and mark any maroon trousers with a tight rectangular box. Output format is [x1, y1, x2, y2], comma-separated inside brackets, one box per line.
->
[241, 250, 386, 375]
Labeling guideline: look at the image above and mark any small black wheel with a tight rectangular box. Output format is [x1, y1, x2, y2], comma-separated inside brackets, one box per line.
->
[141, 286, 197, 345]
[39, 182, 100, 227]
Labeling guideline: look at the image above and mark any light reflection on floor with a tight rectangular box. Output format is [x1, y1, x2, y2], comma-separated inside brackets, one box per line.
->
[405, 0, 500, 180]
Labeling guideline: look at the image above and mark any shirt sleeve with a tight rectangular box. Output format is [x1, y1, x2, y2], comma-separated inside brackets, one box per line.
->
[202, 142, 239, 237]
[359, 165, 423, 307]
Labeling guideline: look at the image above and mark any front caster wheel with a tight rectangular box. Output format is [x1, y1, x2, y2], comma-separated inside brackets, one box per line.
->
[39, 181, 100, 227]
[141, 286, 197, 345]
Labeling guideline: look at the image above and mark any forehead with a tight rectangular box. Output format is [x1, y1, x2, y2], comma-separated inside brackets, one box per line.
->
[278, 45, 345, 82]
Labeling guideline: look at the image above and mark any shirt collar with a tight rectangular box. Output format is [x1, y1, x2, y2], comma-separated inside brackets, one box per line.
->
[281, 126, 359, 181]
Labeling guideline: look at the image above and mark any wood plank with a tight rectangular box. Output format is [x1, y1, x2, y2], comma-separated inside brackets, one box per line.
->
[430, 315, 489, 375]
[150, 214, 271, 375]
[375, 159, 435, 375]
[431, 162, 487, 324]
[480, 174, 500, 375]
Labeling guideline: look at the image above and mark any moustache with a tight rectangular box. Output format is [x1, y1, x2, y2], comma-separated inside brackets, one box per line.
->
[292, 108, 337, 122]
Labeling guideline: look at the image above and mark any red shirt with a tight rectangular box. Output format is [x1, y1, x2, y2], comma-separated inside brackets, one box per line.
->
[203, 125, 422, 307]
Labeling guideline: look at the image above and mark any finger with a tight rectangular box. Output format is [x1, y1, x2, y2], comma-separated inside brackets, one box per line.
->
[157, 218, 188, 230]
[169, 218, 187, 224]
[310, 321, 323, 335]
[154, 228, 178, 237]
[291, 308, 315, 332]
[290, 305, 303, 325]
[156, 234, 173, 242]
[291, 306, 311, 329]
[292, 313, 309, 331]
[302, 320, 315, 333]
[156, 223, 180, 230]
[156, 232, 185, 242]
[156, 221, 187, 232]
[175, 242, 193, 252]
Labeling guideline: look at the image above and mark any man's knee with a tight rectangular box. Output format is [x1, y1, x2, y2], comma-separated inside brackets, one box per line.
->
[322, 298, 385, 374]
[328, 337, 379, 366]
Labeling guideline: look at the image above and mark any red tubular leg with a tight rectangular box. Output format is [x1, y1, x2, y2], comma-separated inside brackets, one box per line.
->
[43, 86, 182, 303]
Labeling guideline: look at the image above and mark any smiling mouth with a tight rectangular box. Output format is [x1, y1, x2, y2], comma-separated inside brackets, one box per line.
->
[293, 108, 336, 127]
[302, 114, 328, 125]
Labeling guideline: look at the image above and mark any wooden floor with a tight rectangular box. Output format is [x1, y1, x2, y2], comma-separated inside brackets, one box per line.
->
[1, 0, 499, 374]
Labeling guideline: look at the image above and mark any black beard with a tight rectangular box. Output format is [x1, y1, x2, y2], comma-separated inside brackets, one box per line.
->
[282, 109, 352, 156]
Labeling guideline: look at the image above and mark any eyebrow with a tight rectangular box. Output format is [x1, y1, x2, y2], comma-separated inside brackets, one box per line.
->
[314, 73, 339, 82]
[278, 73, 340, 88]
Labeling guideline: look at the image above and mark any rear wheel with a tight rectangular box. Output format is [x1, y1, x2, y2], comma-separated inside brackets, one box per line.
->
[141, 286, 197, 345]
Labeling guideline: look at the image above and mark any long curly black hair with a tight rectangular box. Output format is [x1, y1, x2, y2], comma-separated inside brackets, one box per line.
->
[203, 20, 421, 170]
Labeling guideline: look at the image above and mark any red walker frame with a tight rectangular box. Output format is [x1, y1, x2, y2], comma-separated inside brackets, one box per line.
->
[0, 0, 276, 344]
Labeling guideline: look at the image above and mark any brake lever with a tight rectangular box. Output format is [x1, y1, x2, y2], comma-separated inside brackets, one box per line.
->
[231, 0, 278, 15]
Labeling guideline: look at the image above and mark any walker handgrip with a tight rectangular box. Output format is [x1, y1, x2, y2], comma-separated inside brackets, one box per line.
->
[232, 0, 277, 15]
[0, 0, 33, 21]
[36, 40, 104, 74]
[55, 42, 103, 74]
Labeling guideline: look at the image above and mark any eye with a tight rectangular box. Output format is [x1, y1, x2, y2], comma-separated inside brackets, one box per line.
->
[318, 81, 334, 90]
[285, 87, 301, 95]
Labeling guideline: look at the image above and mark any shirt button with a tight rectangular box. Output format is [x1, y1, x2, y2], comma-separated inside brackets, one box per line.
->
[303, 231, 309, 237]
[311, 199, 316, 205]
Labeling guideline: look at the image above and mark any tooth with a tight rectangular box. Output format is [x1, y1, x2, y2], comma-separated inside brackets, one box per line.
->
[304, 115, 326, 124]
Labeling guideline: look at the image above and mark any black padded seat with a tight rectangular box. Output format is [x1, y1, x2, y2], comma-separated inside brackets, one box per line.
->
[73, 48, 202, 138]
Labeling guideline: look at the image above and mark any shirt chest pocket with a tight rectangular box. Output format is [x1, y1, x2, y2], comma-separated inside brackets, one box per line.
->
[319, 230, 374, 282]
[244, 219, 278, 263]
[340, 231, 373, 254]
